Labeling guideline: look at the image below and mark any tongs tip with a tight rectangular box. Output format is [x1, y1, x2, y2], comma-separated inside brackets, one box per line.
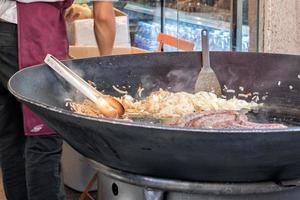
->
[44, 54, 125, 118]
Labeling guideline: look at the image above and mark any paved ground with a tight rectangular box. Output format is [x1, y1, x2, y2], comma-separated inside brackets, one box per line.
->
[0, 171, 6, 200]
[65, 186, 97, 200]
[0, 170, 96, 200]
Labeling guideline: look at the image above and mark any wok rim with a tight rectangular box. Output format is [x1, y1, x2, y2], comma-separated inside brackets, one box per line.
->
[8, 52, 300, 134]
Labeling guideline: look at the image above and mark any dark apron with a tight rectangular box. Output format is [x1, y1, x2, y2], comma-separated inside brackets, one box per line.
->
[17, 0, 73, 136]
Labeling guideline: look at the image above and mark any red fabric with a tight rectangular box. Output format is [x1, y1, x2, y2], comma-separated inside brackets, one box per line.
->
[17, 0, 73, 136]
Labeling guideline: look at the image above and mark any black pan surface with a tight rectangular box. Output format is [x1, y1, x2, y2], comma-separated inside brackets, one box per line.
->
[8, 52, 300, 182]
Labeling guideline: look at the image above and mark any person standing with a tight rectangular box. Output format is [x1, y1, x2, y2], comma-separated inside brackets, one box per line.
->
[65, 0, 116, 55]
[0, 0, 73, 199]
[0, 0, 117, 199]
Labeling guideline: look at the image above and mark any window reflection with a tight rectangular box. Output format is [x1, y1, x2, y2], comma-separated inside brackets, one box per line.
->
[114, 0, 256, 52]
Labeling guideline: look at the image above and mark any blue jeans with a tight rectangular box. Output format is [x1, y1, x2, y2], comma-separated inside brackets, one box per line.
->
[0, 21, 65, 200]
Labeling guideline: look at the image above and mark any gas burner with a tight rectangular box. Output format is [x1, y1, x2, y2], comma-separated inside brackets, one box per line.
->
[90, 161, 300, 200]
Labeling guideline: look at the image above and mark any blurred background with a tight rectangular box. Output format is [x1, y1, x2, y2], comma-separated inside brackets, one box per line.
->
[113, 0, 254, 52]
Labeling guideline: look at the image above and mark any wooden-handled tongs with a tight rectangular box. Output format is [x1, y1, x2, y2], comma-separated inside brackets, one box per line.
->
[44, 54, 125, 118]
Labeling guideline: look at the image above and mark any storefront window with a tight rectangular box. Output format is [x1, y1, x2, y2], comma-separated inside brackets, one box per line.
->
[114, 0, 258, 52]
[114, 1, 162, 51]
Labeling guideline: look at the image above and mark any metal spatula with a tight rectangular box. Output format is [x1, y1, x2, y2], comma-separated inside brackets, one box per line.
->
[194, 29, 222, 96]
[44, 54, 124, 118]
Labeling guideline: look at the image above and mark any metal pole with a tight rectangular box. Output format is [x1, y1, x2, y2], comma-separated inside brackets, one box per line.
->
[160, 0, 165, 33]
[236, 0, 244, 51]
[231, 0, 237, 51]
[160, 0, 165, 51]
[256, 0, 260, 52]
[231, 0, 244, 51]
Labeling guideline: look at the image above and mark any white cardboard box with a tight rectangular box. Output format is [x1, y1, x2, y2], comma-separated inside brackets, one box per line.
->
[68, 9, 131, 47]
[68, 45, 148, 58]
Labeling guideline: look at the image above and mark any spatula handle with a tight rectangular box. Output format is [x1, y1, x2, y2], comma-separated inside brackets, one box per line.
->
[45, 54, 125, 118]
[44, 54, 101, 104]
[201, 29, 211, 69]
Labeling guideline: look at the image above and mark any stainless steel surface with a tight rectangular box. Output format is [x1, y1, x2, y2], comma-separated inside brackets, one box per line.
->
[194, 30, 222, 95]
[62, 142, 97, 192]
[92, 161, 300, 200]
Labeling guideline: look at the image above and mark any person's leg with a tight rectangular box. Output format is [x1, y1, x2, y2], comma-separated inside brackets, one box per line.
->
[25, 135, 65, 200]
[0, 22, 28, 200]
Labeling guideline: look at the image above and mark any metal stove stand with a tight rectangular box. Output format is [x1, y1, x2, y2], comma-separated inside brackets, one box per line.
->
[90, 160, 300, 200]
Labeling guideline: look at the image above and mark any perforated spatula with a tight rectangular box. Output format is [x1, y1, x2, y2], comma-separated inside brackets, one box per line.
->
[44, 54, 124, 118]
[194, 29, 222, 96]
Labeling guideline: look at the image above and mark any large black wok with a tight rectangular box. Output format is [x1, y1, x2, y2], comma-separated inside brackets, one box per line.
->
[8, 52, 300, 182]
